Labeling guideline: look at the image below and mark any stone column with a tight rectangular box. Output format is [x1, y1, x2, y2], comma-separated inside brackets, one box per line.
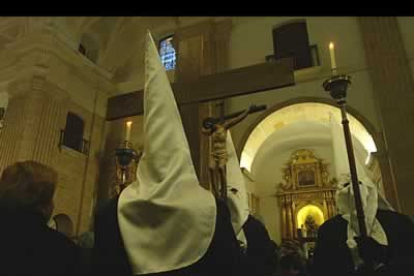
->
[286, 195, 293, 239]
[358, 17, 414, 214]
[280, 196, 288, 239]
[0, 82, 28, 172]
[0, 77, 68, 171]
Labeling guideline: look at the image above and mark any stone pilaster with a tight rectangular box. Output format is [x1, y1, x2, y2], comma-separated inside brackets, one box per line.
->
[0, 82, 28, 172]
[0, 26, 112, 235]
[358, 17, 414, 213]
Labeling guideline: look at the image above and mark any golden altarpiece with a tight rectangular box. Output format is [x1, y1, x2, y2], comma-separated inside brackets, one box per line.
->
[276, 149, 337, 244]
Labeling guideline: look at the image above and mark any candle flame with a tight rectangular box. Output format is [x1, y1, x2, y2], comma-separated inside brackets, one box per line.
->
[329, 42, 334, 50]
[126, 121, 132, 126]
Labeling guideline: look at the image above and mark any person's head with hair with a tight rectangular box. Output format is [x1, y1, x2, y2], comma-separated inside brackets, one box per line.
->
[0, 161, 57, 222]
[280, 253, 306, 276]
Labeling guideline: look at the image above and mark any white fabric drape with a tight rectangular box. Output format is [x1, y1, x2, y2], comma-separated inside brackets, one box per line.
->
[329, 113, 372, 184]
[335, 182, 388, 268]
[226, 131, 250, 246]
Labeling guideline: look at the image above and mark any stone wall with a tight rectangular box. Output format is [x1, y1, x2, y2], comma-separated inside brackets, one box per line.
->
[0, 27, 113, 235]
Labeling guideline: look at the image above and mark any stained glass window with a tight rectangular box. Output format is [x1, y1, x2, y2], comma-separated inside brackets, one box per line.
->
[159, 36, 176, 71]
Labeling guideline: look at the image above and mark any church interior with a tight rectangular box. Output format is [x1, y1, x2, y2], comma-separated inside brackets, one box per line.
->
[0, 16, 414, 265]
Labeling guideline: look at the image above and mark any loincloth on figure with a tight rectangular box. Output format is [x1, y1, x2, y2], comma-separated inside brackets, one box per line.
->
[211, 149, 228, 165]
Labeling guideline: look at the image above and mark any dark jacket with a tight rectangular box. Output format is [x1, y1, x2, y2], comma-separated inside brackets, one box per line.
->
[242, 215, 278, 276]
[312, 210, 414, 276]
[0, 207, 81, 276]
[93, 196, 244, 276]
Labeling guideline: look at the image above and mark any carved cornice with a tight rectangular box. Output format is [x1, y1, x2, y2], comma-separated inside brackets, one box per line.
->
[43, 80, 70, 102]
[6, 78, 31, 98]
[5, 76, 69, 102]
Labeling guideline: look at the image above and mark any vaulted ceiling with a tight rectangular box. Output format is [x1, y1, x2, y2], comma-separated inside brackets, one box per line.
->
[0, 17, 263, 85]
[0, 17, 176, 83]
[60, 17, 180, 83]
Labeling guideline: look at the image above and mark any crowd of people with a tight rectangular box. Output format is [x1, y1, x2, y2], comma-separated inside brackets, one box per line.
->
[1, 31, 414, 276]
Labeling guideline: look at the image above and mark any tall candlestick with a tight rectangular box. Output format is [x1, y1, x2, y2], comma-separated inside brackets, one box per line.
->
[329, 42, 338, 75]
[125, 121, 132, 141]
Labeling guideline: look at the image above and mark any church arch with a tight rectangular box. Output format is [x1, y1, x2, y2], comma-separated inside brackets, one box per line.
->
[238, 97, 380, 172]
[53, 213, 74, 238]
[296, 203, 325, 227]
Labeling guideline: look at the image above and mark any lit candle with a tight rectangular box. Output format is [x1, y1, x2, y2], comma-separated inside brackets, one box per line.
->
[329, 42, 338, 75]
[125, 121, 132, 141]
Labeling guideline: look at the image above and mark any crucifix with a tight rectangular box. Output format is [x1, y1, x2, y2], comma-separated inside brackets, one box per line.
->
[202, 104, 267, 199]
[106, 57, 294, 183]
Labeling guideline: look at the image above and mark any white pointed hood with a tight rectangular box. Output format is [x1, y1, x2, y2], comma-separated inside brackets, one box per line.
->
[331, 113, 388, 255]
[329, 113, 372, 184]
[336, 181, 388, 267]
[117, 31, 216, 275]
[226, 131, 250, 235]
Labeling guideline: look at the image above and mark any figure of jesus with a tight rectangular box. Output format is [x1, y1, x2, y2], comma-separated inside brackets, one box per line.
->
[202, 105, 254, 199]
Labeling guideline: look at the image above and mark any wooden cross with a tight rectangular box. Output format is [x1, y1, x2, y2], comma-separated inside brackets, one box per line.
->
[106, 58, 295, 178]
[106, 58, 294, 120]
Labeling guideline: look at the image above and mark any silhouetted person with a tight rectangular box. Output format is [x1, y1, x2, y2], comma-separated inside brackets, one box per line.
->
[225, 132, 278, 276]
[277, 239, 307, 276]
[242, 215, 279, 276]
[313, 181, 414, 276]
[0, 161, 81, 276]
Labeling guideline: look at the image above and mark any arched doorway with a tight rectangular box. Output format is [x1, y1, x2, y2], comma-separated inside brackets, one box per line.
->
[238, 100, 381, 243]
[296, 204, 325, 237]
[53, 214, 74, 239]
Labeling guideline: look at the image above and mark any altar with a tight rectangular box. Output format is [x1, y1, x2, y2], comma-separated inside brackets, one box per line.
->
[276, 149, 337, 246]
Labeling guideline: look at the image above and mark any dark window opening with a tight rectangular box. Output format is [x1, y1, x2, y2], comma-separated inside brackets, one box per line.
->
[78, 44, 87, 56]
[272, 21, 315, 70]
[61, 112, 87, 154]
[78, 42, 98, 63]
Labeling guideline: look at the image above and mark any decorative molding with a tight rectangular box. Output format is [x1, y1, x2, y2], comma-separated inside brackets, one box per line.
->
[2, 29, 114, 88]
[6, 79, 31, 98]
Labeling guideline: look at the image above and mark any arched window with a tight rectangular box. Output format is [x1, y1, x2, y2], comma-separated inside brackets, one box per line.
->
[159, 35, 176, 71]
[272, 21, 314, 70]
[63, 112, 85, 152]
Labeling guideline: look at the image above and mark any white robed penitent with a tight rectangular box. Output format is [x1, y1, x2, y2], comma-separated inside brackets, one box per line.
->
[330, 114, 388, 268]
[226, 131, 250, 246]
[117, 31, 216, 275]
